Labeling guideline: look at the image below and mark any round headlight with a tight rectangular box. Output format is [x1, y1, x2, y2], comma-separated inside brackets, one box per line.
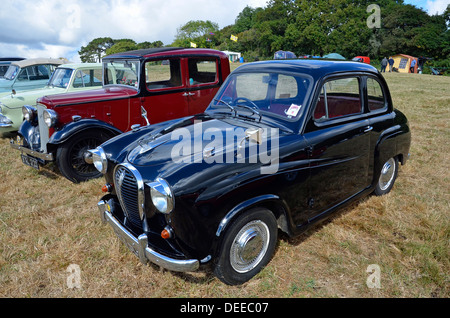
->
[43, 109, 59, 128]
[89, 147, 107, 174]
[148, 178, 174, 214]
[22, 105, 37, 122]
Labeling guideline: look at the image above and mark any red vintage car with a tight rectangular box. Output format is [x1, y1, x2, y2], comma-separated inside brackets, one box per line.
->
[11, 48, 230, 182]
[352, 56, 371, 64]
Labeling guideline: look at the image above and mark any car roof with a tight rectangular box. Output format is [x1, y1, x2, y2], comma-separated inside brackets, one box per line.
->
[57, 62, 102, 69]
[102, 47, 228, 60]
[12, 58, 67, 68]
[0, 57, 25, 62]
[233, 59, 379, 79]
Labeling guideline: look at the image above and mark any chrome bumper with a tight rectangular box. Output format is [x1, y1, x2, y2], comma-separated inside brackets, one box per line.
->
[10, 139, 54, 161]
[97, 199, 199, 273]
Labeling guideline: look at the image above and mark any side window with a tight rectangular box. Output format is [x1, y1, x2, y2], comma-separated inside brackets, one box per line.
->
[73, 69, 102, 88]
[73, 70, 84, 88]
[187, 58, 218, 86]
[17, 65, 53, 81]
[367, 78, 386, 111]
[146, 59, 182, 90]
[314, 77, 361, 121]
[17, 68, 29, 81]
[37, 65, 50, 79]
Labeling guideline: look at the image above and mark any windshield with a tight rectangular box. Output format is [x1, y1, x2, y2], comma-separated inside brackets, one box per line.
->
[210, 72, 312, 122]
[48, 68, 73, 88]
[103, 60, 140, 88]
[4, 65, 19, 80]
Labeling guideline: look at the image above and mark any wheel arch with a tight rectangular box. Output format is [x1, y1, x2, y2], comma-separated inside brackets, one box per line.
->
[47, 119, 122, 153]
[215, 194, 294, 240]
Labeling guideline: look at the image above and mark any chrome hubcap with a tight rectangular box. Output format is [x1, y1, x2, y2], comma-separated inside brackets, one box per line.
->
[230, 220, 270, 273]
[379, 158, 396, 191]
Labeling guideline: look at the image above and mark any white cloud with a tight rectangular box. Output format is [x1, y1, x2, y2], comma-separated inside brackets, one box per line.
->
[0, 0, 269, 61]
[426, 0, 450, 14]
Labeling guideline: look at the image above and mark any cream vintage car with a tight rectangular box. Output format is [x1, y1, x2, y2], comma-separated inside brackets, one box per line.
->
[0, 58, 67, 94]
[0, 63, 102, 133]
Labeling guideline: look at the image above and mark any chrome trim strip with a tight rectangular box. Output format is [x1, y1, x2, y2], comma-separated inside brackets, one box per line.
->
[98, 200, 199, 272]
[10, 140, 54, 161]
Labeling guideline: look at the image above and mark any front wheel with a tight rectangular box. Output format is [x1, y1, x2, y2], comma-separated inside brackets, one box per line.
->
[374, 157, 398, 196]
[213, 208, 278, 285]
[56, 130, 112, 183]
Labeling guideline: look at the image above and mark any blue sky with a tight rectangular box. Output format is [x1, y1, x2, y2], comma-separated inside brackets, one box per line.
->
[404, 0, 449, 14]
[0, 0, 448, 62]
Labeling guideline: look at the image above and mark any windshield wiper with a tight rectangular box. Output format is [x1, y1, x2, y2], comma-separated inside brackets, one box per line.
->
[234, 104, 262, 122]
[213, 98, 237, 116]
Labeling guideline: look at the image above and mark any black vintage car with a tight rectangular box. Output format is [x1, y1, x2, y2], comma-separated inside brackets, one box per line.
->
[91, 59, 411, 285]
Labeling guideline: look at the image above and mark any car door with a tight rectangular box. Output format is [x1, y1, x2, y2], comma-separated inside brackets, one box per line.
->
[185, 56, 221, 115]
[302, 75, 371, 222]
[140, 57, 189, 125]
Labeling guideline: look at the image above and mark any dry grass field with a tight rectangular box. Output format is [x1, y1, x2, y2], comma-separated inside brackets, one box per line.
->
[0, 66, 448, 298]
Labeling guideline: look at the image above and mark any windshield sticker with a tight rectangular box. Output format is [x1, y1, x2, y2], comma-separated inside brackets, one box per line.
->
[286, 104, 301, 117]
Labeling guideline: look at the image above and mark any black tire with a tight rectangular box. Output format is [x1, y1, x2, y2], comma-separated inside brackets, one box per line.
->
[374, 157, 398, 196]
[213, 208, 278, 285]
[56, 130, 112, 183]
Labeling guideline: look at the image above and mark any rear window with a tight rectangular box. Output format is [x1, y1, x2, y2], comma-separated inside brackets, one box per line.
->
[367, 78, 386, 111]
[188, 58, 218, 86]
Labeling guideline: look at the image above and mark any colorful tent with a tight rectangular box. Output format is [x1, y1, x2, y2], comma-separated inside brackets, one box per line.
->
[390, 54, 418, 73]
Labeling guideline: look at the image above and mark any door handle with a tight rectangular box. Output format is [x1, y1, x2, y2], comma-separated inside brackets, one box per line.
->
[363, 126, 373, 133]
[182, 92, 196, 97]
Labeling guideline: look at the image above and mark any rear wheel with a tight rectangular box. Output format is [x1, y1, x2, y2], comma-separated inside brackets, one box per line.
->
[56, 130, 112, 183]
[374, 157, 398, 196]
[213, 208, 278, 285]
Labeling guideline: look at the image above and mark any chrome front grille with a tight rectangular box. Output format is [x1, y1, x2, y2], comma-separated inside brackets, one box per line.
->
[36, 104, 49, 152]
[114, 164, 145, 229]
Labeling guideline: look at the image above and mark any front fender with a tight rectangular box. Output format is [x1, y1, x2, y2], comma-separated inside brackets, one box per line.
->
[17, 119, 38, 148]
[48, 119, 123, 146]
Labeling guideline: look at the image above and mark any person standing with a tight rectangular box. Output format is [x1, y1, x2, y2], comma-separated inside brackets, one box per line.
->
[381, 57, 388, 73]
[388, 57, 394, 72]
[410, 59, 417, 73]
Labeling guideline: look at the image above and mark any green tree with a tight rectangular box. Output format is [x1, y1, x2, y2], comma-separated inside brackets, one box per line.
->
[137, 41, 164, 49]
[105, 39, 137, 55]
[78, 37, 114, 62]
[173, 20, 219, 47]
[233, 6, 263, 33]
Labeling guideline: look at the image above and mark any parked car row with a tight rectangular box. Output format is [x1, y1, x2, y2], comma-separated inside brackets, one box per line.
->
[3, 48, 410, 285]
